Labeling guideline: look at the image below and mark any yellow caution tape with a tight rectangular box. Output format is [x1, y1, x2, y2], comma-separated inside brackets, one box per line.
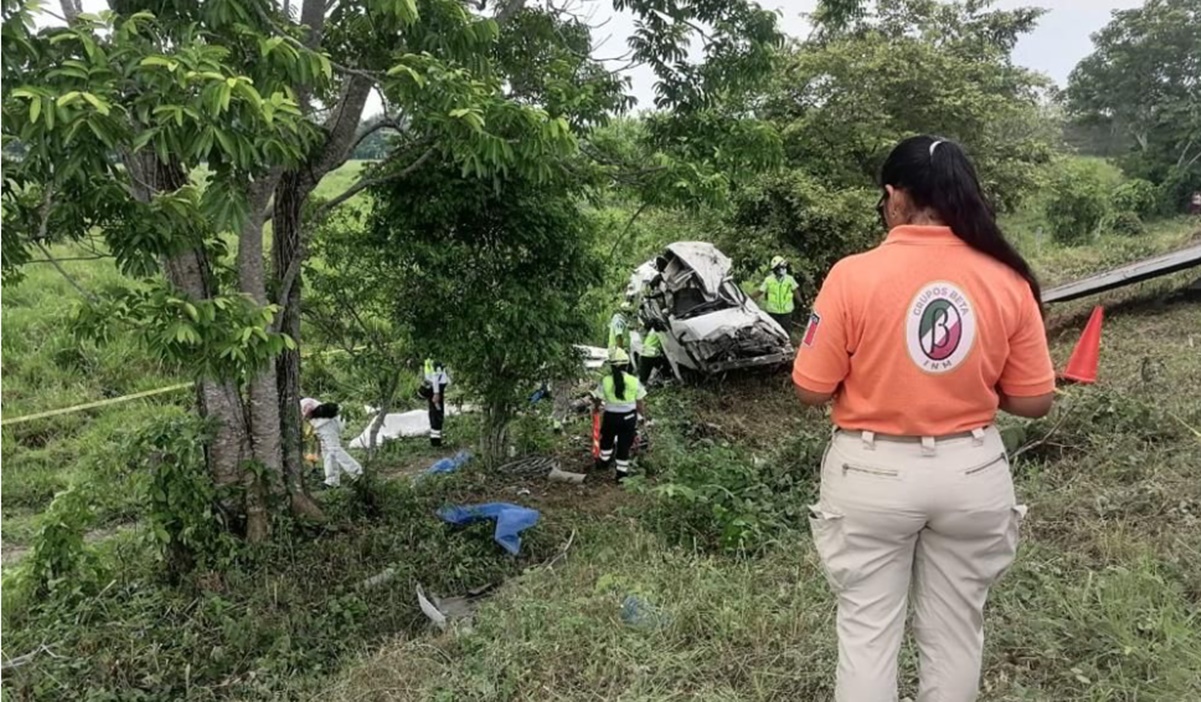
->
[1, 345, 376, 427]
[2, 383, 194, 427]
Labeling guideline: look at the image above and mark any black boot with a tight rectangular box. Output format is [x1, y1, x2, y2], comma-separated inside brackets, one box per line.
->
[615, 469, 631, 484]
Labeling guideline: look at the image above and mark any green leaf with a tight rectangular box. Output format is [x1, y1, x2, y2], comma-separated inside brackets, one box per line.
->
[29, 97, 41, 124]
[56, 91, 83, 108]
[80, 92, 110, 115]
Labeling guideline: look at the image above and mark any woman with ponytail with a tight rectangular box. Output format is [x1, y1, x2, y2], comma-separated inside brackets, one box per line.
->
[591, 347, 647, 482]
[792, 135, 1055, 701]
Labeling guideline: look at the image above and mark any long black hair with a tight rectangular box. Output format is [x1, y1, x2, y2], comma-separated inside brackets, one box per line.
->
[611, 360, 627, 398]
[881, 135, 1041, 302]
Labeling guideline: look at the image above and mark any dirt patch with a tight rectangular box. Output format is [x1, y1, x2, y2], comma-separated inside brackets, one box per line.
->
[688, 372, 813, 448]
[2, 543, 31, 566]
[1, 521, 138, 568]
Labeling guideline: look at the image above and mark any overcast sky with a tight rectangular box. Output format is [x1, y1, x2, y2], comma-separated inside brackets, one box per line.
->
[593, 0, 1142, 110]
[61, 0, 1143, 115]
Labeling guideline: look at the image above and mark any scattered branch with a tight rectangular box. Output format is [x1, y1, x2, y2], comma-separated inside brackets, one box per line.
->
[1010, 408, 1074, 461]
[1, 644, 61, 671]
[34, 240, 99, 302]
[26, 253, 114, 264]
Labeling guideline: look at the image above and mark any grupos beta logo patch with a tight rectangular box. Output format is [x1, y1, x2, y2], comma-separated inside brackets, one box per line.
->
[905, 282, 977, 373]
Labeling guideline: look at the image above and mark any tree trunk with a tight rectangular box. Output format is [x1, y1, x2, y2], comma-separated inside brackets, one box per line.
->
[237, 177, 290, 541]
[272, 170, 327, 521]
[269, 75, 371, 518]
[481, 403, 513, 467]
[132, 155, 257, 534]
[366, 373, 399, 460]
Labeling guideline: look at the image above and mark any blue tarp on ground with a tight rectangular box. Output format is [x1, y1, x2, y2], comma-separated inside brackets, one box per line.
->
[426, 450, 473, 475]
[437, 503, 541, 555]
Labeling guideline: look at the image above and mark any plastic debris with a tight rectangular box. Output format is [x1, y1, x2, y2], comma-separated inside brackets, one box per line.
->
[416, 584, 448, 631]
[359, 567, 397, 590]
[548, 466, 586, 484]
[620, 594, 670, 630]
[426, 450, 473, 475]
[437, 503, 541, 555]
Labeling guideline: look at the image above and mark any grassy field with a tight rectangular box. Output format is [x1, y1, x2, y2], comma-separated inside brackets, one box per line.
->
[3, 158, 1200, 699]
[309, 261, 1201, 701]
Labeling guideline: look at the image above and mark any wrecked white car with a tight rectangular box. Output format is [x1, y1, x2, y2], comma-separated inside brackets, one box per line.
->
[628, 242, 794, 377]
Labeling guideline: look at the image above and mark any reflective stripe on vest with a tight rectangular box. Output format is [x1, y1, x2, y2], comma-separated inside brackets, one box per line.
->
[763, 275, 796, 314]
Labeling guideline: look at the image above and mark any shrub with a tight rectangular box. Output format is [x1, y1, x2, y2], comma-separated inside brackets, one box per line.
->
[631, 428, 824, 554]
[1112, 178, 1158, 217]
[1108, 210, 1145, 237]
[721, 169, 878, 303]
[1045, 160, 1111, 245]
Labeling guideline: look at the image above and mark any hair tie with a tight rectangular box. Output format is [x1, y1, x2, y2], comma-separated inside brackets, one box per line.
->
[929, 140, 944, 157]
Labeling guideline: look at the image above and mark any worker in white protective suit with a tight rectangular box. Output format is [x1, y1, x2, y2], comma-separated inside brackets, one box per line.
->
[300, 397, 363, 488]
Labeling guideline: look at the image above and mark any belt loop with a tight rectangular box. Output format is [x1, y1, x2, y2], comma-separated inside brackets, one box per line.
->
[861, 430, 875, 451]
[921, 436, 936, 456]
[971, 427, 986, 446]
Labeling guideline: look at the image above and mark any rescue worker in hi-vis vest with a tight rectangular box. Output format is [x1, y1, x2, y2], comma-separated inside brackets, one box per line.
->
[792, 135, 1055, 702]
[608, 298, 632, 352]
[591, 348, 647, 483]
[421, 359, 450, 447]
[753, 255, 802, 333]
[637, 317, 670, 384]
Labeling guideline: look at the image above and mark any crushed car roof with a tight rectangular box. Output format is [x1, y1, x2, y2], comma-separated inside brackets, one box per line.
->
[664, 242, 731, 297]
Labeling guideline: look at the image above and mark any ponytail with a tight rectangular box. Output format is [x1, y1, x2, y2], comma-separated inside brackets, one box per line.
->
[611, 363, 626, 398]
[881, 136, 1042, 303]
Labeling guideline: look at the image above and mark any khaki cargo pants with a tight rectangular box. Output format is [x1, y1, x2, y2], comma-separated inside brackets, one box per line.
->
[809, 426, 1025, 702]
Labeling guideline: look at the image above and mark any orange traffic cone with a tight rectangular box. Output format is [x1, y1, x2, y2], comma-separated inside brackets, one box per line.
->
[1061, 306, 1104, 384]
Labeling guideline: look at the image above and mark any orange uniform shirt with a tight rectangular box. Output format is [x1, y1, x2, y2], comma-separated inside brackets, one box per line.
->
[792, 225, 1054, 436]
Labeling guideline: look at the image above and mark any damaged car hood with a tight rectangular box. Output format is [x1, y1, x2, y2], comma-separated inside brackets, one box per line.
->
[632, 242, 794, 376]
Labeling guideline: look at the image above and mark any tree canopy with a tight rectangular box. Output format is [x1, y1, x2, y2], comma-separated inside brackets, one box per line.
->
[1066, 0, 1201, 210]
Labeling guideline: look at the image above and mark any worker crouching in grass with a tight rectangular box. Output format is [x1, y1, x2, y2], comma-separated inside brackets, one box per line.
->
[592, 348, 648, 483]
[300, 397, 363, 489]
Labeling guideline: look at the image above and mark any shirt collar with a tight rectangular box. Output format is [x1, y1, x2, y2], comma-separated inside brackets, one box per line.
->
[883, 225, 965, 246]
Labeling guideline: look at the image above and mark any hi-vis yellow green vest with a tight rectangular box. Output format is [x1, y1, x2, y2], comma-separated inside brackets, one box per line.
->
[596, 372, 644, 413]
[608, 312, 627, 350]
[642, 330, 663, 357]
[761, 274, 799, 314]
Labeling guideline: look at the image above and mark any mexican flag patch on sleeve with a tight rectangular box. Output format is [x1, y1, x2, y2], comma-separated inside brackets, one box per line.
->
[802, 312, 820, 347]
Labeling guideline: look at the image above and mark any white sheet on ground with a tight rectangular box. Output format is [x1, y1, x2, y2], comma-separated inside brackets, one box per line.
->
[349, 405, 477, 449]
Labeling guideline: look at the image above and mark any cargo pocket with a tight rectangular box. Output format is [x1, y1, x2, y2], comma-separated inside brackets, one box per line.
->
[994, 504, 1028, 583]
[808, 505, 847, 593]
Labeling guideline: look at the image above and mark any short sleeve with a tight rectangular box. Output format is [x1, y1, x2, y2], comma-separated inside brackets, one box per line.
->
[636, 384, 648, 400]
[999, 290, 1055, 397]
[792, 263, 851, 394]
[758, 277, 769, 293]
[592, 382, 604, 399]
[787, 276, 799, 292]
